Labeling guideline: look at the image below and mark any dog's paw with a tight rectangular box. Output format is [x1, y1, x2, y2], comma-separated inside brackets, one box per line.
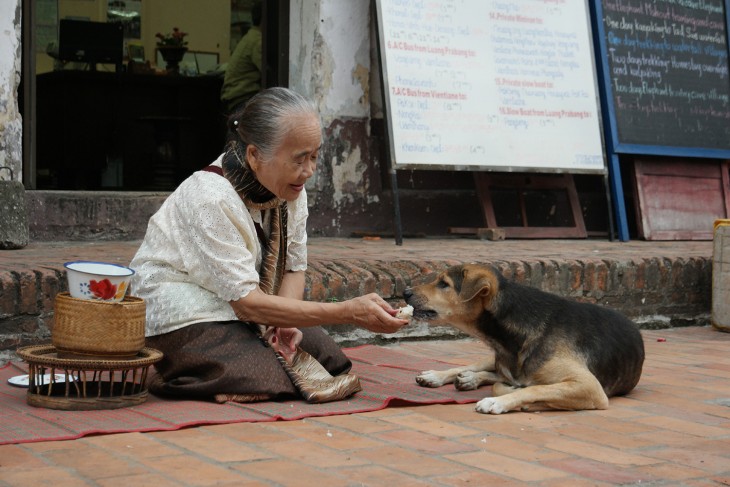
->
[416, 370, 446, 388]
[475, 397, 508, 414]
[455, 371, 480, 391]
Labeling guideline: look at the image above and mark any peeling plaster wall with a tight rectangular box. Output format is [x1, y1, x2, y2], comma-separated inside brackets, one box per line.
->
[290, 0, 390, 236]
[286, 3, 606, 238]
[315, 1, 371, 120]
[0, 0, 22, 183]
[290, 0, 370, 122]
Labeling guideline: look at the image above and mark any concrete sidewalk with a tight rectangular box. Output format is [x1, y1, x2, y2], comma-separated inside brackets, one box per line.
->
[1, 326, 729, 486]
[0, 236, 714, 265]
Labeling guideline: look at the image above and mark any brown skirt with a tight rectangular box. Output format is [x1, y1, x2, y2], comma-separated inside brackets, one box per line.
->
[146, 321, 352, 402]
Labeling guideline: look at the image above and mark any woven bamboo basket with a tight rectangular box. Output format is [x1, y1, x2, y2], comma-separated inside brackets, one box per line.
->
[52, 292, 146, 359]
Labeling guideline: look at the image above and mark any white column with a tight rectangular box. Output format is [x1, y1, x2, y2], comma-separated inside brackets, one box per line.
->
[0, 0, 23, 183]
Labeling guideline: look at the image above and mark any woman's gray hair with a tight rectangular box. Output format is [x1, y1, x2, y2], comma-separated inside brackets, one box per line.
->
[228, 87, 319, 161]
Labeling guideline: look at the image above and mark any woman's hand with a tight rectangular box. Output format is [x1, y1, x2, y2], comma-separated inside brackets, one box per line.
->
[230, 288, 408, 332]
[263, 326, 303, 363]
[346, 293, 410, 334]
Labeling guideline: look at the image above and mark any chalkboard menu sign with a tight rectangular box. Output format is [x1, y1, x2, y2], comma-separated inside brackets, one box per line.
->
[595, 0, 730, 153]
[374, 0, 606, 173]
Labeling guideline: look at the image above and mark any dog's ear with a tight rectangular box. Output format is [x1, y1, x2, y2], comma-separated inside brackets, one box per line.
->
[458, 268, 494, 302]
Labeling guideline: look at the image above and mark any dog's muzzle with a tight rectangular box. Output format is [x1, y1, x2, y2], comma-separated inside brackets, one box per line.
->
[403, 288, 438, 320]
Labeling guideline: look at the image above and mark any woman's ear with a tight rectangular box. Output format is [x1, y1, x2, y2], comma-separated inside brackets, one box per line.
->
[245, 144, 261, 172]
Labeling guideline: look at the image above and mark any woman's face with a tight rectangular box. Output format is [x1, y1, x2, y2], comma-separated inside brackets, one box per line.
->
[247, 114, 321, 202]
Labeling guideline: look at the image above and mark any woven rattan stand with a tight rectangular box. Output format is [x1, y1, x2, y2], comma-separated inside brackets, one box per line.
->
[16, 345, 163, 411]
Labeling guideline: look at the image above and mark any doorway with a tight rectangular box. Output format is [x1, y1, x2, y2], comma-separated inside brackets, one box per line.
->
[20, 0, 289, 191]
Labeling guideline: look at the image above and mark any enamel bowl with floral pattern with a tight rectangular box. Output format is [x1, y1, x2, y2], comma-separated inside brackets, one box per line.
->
[63, 261, 134, 302]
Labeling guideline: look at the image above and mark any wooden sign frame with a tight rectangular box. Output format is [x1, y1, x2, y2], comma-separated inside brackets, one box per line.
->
[373, 0, 610, 243]
[591, 0, 730, 240]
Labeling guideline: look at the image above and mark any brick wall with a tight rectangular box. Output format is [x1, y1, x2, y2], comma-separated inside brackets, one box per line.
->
[0, 254, 712, 356]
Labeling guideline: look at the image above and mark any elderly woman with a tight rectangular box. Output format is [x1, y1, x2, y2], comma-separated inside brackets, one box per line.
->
[130, 87, 407, 403]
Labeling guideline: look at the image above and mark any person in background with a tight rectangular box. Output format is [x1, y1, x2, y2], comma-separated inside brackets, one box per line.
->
[130, 87, 409, 404]
[221, 2, 263, 114]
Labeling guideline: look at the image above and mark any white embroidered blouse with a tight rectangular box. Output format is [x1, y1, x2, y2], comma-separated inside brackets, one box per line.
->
[129, 155, 308, 337]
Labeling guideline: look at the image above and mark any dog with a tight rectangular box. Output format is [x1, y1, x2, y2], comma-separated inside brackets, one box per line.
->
[403, 264, 645, 414]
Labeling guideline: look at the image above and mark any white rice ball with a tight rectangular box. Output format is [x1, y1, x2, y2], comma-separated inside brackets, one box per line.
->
[396, 304, 414, 320]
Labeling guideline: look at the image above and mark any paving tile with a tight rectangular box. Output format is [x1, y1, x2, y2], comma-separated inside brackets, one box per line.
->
[462, 435, 572, 462]
[38, 446, 149, 480]
[540, 437, 660, 466]
[575, 405, 650, 425]
[541, 457, 654, 484]
[459, 416, 557, 439]
[203, 421, 294, 443]
[231, 459, 349, 487]
[631, 461, 710, 483]
[444, 450, 569, 482]
[433, 469, 525, 487]
[684, 438, 730, 457]
[682, 479, 730, 487]
[631, 415, 730, 437]
[378, 411, 481, 438]
[554, 424, 657, 450]
[132, 454, 252, 486]
[334, 465, 440, 487]
[20, 440, 83, 454]
[84, 431, 188, 458]
[0, 467, 90, 487]
[308, 413, 400, 434]
[358, 407, 414, 419]
[263, 440, 370, 468]
[146, 427, 275, 463]
[95, 473, 189, 487]
[641, 446, 730, 473]
[539, 478, 614, 487]
[357, 445, 460, 477]
[632, 429, 709, 449]
[372, 428, 479, 455]
[633, 387, 730, 415]
[394, 402, 489, 424]
[0, 444, 47, 469]
[266, 420, 384, 450]
[708, 475, 730, 485]
[468, 409, 580, 431]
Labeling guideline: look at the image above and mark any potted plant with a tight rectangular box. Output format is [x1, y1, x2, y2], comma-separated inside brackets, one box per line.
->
[156, 27, 188, 74]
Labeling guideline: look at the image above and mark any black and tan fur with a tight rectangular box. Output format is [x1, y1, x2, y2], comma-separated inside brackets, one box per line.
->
[403, 264, 645, 414]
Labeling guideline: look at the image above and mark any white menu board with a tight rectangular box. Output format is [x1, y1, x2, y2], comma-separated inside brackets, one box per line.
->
[375, 0, 606, 173]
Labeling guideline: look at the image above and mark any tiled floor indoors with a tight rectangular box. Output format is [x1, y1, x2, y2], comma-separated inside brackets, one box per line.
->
[1, 326, 729, 486]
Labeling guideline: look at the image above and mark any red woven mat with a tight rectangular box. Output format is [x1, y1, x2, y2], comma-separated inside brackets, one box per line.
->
[0, 345, 486, 445]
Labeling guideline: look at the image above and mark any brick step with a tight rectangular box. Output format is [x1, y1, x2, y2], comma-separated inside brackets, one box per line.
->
[0, 241, 712, 362]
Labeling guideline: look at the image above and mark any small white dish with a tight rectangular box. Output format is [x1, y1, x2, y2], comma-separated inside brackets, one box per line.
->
[7, 373, 69, 388]
[64, 261, 135, 302]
